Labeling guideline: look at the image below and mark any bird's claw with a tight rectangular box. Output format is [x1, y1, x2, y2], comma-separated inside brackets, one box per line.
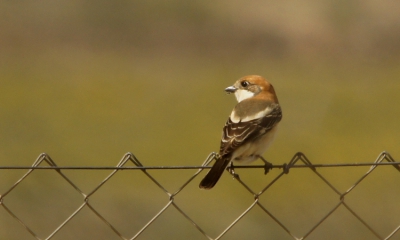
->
[263, 162, 273, 174]
[259, 156, 273, 175]
[228, 162, 240, 179]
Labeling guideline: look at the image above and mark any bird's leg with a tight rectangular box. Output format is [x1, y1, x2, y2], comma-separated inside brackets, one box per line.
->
[227, 162, 240, 179]
[259, 156, 273, 174]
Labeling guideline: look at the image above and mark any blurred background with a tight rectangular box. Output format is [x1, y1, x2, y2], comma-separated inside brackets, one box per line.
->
[1, 1, 400, 239]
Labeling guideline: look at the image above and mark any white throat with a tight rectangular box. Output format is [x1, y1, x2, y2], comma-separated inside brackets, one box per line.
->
[234, 89, 255, 102]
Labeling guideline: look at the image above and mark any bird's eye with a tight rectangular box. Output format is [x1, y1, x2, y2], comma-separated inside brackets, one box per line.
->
[241, 81, 250, 87]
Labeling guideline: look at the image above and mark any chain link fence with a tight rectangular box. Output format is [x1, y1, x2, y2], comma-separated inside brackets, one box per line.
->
[1, 151, 399, 240]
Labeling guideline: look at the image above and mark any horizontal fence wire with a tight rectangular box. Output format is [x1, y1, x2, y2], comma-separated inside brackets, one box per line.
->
[1, 161, 400, 170]
[0, 151, 399, 240]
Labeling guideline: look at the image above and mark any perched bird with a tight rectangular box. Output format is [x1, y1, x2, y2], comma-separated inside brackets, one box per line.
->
[199, 75, 282, 189]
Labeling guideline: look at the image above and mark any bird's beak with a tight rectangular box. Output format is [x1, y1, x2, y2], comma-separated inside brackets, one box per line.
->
[225, 86, 237, 94]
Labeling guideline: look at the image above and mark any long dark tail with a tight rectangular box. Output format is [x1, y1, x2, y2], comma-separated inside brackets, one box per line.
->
[199, 157, 231, 189]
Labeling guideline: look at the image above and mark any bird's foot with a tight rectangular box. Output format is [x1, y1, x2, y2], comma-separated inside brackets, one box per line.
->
[227, 162, 240, 179]
[259, 156, 273, 174]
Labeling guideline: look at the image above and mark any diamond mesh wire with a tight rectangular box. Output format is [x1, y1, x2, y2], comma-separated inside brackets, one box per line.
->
[0, 151, 399, 239]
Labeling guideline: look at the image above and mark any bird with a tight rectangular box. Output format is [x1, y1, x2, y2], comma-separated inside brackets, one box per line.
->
[199, 75, 282, 189]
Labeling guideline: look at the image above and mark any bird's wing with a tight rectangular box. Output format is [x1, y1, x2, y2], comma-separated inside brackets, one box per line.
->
[219, 104, 282, 157]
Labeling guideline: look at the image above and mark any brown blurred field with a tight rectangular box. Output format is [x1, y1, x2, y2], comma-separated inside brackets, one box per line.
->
[1, 1, 400, 239]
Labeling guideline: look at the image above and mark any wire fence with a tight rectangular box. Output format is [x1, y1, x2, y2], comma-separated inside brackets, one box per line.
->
[0, 151, 399, 240]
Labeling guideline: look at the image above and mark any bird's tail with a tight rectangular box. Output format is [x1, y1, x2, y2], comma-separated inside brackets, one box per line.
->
[199, 157, 231, 189]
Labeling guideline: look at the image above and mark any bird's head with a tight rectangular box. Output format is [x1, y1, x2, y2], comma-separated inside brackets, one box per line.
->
[225, 75, 278, 103]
